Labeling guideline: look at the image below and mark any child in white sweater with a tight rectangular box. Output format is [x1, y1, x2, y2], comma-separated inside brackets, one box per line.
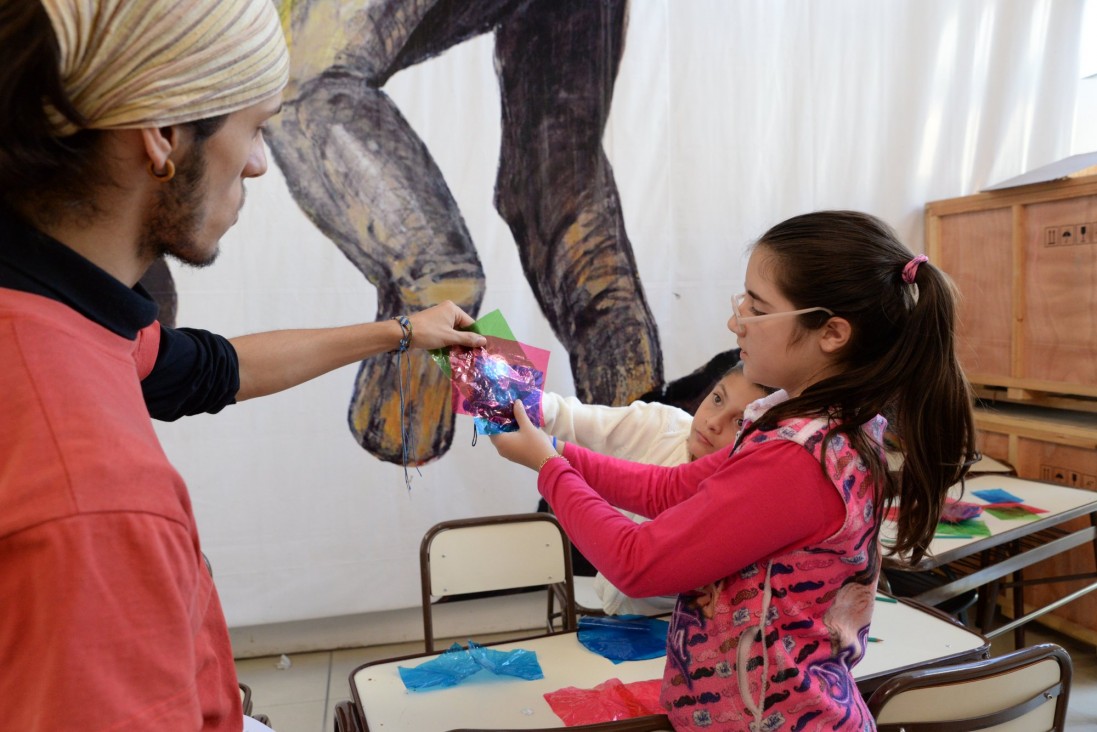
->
[540, 363, 768, 615]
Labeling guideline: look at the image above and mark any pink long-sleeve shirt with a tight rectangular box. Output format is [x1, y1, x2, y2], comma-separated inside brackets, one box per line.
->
[541, 439, 845, 599]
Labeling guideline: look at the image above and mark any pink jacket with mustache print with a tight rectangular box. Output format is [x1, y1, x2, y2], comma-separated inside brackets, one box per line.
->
[540, 391, 886, 731]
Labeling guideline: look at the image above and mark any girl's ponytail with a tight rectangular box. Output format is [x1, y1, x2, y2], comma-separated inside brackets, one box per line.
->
[742, 211, 977, 564]
[887, 256, 976, 563]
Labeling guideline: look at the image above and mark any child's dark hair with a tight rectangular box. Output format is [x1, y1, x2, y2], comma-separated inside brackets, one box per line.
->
[720, 361, 776, 397]
[742, 210, 976, 564]
[637, 347, 743, 414]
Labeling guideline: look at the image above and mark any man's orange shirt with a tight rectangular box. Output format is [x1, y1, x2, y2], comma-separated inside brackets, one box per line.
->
[0, 288, 242, 731]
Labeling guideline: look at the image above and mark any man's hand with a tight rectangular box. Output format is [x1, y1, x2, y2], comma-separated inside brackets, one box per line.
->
[407, 301, 487, 350]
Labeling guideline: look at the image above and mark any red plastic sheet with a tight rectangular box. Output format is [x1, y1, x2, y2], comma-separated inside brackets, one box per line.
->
[544, 677, 664, 726]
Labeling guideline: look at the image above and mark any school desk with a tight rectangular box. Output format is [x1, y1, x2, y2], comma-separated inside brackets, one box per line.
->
[967, 454, 1016, 475]
[345, 596, 987, 731]
[882, 474, 1097, 646]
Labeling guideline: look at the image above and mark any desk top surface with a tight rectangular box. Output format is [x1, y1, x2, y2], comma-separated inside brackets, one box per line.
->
[883, 474, 1097, 570]
[350, 597, 986, 731]
[968, 455, 1014, 474]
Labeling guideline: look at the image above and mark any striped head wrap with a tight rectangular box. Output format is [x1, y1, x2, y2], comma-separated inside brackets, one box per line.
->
[41, 0, 289, 136]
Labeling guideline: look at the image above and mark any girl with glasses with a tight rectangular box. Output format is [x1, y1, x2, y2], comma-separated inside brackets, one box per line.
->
[540, 360, 769, 617]
[491, 210, 976, 731]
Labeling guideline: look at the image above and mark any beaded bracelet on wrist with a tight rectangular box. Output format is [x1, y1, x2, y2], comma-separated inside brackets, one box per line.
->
[391, 315, 412, 353]
[537, 453, 570, 472]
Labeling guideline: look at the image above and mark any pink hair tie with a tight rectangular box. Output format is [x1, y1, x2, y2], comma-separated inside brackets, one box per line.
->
[902, 254, 928, 284]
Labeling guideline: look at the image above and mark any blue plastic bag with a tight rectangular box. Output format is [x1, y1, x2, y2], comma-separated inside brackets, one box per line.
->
[398, 641, 543, 691]
[577, 615, 670, 664]
[466, 642, 543, 679]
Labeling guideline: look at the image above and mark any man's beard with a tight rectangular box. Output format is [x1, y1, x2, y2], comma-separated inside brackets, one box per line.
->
[138, 146, 216, 268]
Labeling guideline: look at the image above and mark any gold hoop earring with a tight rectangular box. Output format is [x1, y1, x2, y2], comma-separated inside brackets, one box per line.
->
[147, 159, 175, 182]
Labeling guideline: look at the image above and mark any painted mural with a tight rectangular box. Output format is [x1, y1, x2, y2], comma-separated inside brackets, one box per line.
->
[267, 0, 666, 465]
[146, 0, 667, 465]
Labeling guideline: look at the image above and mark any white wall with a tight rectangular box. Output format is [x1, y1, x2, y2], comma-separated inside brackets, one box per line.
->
[1073, 0, 1097, 153]
[153, 0, 1087, 632]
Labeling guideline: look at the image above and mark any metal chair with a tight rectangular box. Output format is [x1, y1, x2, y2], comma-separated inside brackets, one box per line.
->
[548, 574, 606, 631]
[867, 642, 1072, 731]
[239, 682, 273, 728]
[333, 699, 364, 732]
[240, 682, 253, 717]
[420, 513, 577, 652]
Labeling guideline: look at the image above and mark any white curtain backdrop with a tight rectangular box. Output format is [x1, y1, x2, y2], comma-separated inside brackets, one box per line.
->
[153, 0, 1086, 628]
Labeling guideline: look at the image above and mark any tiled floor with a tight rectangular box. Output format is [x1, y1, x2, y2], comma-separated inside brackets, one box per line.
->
[236, 621, 1097, 732]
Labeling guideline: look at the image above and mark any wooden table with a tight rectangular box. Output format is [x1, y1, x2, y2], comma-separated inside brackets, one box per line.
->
[882, 474, 1097, 644]
[347, 596, 987, 730]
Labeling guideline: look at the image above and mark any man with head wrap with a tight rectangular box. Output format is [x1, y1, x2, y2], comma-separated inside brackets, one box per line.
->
[0, 1, 485, 729]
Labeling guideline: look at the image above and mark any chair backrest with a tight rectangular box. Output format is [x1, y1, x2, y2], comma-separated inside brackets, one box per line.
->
[420, 513, 576, 652]
[867, 643, 1072, 731]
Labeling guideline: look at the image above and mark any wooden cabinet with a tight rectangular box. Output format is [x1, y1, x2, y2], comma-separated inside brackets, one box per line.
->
[976, 404, 1097, 488]
[926, 174, 1097, 405]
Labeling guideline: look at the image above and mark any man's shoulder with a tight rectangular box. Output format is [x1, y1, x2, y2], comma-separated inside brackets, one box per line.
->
[1, 293, 188, 536]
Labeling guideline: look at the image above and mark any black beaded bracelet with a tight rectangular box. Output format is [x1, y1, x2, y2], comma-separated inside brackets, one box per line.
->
[392, 315, 412, 353]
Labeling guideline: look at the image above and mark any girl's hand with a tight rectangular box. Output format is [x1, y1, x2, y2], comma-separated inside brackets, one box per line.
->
[490, 401, 558, 471]
[406, 301, 487, 350]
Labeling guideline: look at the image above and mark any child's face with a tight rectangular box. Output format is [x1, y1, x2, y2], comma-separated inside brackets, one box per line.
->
[729, 246, 835, 396]
[687, 373, 767, 459]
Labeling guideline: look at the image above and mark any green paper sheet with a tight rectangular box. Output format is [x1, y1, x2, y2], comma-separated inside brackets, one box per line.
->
[984, 506, 1043, 522]
[934, 518, 992, 538]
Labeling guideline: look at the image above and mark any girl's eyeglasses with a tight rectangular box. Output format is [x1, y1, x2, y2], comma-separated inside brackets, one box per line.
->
[731, 293, 834, 330]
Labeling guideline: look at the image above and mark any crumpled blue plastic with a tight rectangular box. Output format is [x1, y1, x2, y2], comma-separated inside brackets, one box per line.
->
[577, 615, 670, 664]
[398, 641, 544, 691]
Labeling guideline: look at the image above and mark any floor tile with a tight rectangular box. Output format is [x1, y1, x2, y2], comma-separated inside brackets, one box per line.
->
[237, 650, 333, 709]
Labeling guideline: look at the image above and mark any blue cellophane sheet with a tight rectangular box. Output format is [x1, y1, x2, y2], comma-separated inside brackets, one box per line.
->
[398, 641, 543, 691]
[576, 615, 670, 664]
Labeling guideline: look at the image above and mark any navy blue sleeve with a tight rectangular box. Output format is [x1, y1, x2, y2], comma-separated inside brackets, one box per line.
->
[141, 325, 240, 421]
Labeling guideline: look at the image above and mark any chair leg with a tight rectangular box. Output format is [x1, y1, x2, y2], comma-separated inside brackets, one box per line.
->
[978, 544, 1012, 636]
[980, 575, 1000, 634]
[546, 586, 558, 634]
[1013, 566, 1026, 648]
[974, 550, 991, 631]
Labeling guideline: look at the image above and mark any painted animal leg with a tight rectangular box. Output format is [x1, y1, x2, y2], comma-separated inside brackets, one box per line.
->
[494, 0, 663, 405]
[266, 72, 485, 464]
